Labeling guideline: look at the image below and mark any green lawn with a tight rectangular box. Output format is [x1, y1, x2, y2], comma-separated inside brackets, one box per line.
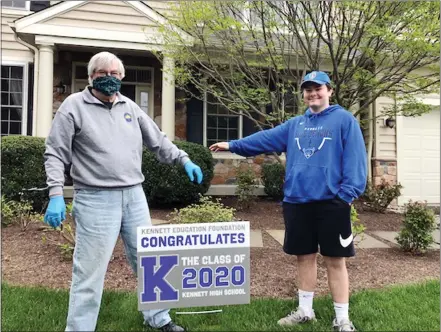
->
[2, 280, 439, 331]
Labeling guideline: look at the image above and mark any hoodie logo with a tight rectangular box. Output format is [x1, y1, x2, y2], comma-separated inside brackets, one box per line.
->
[295, 137, 332, 159]
[302, 148, 315, 159]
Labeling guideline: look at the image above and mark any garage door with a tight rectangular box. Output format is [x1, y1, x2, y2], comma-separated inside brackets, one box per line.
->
[397, 108, 440, 205]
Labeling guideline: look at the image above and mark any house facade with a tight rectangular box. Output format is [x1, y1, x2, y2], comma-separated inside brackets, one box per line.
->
[2, 1, 439, 205]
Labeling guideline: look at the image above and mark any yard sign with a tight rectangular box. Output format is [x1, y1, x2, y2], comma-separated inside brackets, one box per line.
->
[137, 221, 250, 310]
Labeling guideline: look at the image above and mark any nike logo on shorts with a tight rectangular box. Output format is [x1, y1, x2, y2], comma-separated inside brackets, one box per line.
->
[339, 234, 353, 248]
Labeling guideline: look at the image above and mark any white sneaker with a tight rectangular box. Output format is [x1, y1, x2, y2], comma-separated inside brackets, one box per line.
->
[332, 318, 356, 331]
[277, 307, 316, 326]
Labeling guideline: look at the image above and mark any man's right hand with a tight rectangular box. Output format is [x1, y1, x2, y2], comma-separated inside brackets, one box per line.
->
[209, 142, 229, 152]
[44, 195, 66, 228]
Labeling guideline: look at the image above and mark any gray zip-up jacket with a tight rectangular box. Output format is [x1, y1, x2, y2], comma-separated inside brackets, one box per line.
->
[44, 88, 190, 196]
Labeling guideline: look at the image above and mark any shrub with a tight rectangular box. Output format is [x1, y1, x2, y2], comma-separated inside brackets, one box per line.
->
[351, 205, 366, 243]
[2, 136, 214, 208]
[169, 195, 235, 223]
[1, 136, 48, 211]
[396, 200, 437, 254]
[41, 201, 76, 261]
[142, 141, 214, 206]
[361, 179, 403, 213]
[235, 165, 258, 210]
[1, 195, 15, 227]
[1, 195, 42, 231]
[261, 163, 285, 200]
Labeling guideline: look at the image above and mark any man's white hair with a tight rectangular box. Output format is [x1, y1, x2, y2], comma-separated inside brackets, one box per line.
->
[87, 51, 125, 85]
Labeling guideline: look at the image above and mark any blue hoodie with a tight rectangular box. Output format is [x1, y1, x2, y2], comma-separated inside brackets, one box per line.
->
[229, 105, 367, 204]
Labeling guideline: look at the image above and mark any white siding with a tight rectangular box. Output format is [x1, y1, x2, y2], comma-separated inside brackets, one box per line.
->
[1, 14, 34, 62]
[146, 1, 179, 18]
[44, 1, 161, 34]
[375, 96, 397, 159]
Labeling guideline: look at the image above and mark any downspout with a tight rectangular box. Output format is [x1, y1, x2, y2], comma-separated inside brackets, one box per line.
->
[367, 99, 375, 182]
[11, 26, 39, 136]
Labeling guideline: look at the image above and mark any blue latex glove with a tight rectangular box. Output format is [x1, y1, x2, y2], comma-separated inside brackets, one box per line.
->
[184, 160, 203, 184]
[44, 195, 66, 228]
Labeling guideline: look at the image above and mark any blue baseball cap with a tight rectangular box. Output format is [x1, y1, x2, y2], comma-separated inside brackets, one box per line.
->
[300, 71, 331, 89]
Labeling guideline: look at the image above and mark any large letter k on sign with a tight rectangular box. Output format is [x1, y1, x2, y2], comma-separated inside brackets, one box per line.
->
[141, 255, 179, 303]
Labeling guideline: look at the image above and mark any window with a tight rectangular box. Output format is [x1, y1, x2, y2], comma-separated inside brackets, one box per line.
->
[1, 65, 27, 136]
[1, 0, 29, 10]
[205, 93, 240, 147]
[201, 88, 298, 147]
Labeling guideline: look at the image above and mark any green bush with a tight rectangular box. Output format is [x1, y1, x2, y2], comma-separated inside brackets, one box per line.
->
[351, 205, 366, 243]
[169, 195, 235, 223]
[235, 165, 258, 210]
[1, 195, 42, 231]
[1, 195, 15, 227]
[2, 136, 214, 208]
[396, 200, 437, 254]
[141, 141, 214, 206]
[361, 179, 403, 213]
[1, 136, 48, 211]
[261, 163, 285, 200]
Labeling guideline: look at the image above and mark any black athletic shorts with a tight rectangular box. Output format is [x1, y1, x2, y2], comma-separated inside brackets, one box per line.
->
[282, 198, 355, 257]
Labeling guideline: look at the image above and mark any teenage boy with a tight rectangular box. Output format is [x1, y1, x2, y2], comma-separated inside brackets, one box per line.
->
[209, 71, 367, 332]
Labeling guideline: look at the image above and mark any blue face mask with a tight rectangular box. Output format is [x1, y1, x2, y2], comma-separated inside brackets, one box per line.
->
[92, 76, 121, 96]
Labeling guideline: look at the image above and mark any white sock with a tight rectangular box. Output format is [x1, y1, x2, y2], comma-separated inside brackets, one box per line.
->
[298, 289, 314, 316]
[334, 302, 349, 322]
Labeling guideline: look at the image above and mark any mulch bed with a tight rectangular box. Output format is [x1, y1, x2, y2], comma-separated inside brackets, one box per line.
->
[2, 222, 438, 299]
[2, 197, 438, 299]
[150, 197, 405, 232]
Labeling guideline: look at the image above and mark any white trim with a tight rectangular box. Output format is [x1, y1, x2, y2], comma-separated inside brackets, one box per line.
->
[1, 8, 32, 16]
[1, 55, 34, 63]
[35, 35, 165, 52]
[24, 24, 167, 44]
[14, 1, 86, 30]
[0, 61, 29, 136]
[396, 114, 404, 205]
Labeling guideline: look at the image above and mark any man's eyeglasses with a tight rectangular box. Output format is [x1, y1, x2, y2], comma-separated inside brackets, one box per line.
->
[95, 70, 120, 78]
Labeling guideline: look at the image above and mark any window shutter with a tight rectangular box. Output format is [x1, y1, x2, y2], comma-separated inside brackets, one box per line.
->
[30, 1, 50, 12]
[242, 112, 260, 137]
[186, 97, 203, 144]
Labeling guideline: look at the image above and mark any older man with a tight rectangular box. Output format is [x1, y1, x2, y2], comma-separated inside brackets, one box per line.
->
[43, 51, 202, 332]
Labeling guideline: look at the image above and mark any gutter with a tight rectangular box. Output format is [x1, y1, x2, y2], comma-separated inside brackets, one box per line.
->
[367, 99, 375, 182]
[10, 24, 39, 136]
